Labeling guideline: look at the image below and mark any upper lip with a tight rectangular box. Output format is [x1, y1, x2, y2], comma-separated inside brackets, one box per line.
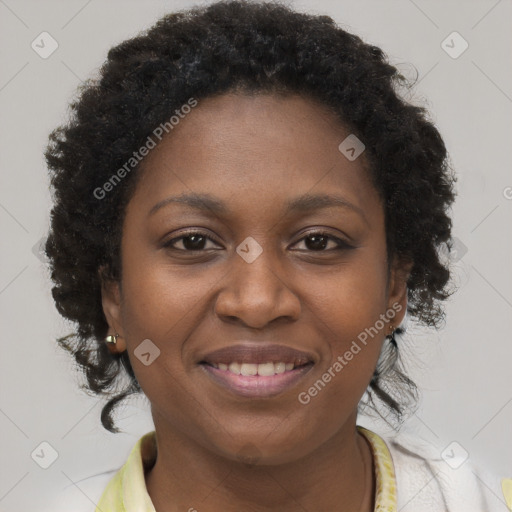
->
[199, 343, 316, 366]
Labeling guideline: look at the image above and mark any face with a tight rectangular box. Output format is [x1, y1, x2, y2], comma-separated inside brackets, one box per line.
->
[101, 92, 409, 465]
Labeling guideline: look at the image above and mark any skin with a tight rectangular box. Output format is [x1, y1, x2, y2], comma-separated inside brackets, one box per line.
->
[101, 92, 410, 512]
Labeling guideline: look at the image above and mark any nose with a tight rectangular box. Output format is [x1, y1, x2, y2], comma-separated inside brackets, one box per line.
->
[214, 244, 301, 329]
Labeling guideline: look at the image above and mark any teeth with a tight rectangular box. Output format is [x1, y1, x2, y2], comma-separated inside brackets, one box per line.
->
[274, 362, 286, 374]
[228, 362, 241, 375]
[240, 363, 258, 376]
[257, 362, 275, 376]
[211, 361, 304, 376]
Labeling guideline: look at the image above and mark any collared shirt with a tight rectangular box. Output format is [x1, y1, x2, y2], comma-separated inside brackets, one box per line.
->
[94, 426, 512, 512]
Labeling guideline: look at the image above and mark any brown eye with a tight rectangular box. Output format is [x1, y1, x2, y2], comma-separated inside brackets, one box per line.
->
[292, 231, 352, 252]
[163, 229, 353, 253]
[164, 231, 220, 251]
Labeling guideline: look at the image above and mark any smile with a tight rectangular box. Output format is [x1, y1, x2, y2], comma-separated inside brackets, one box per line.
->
[200, 361, 314, 397]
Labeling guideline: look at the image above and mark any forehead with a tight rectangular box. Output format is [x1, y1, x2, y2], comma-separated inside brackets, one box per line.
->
[127, 92, 382, 223]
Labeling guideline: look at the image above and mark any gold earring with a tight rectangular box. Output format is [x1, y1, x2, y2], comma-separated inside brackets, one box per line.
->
[105, 333, 119, 344]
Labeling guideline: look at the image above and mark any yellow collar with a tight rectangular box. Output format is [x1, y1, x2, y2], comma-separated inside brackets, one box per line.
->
[358, 426, 398, 510]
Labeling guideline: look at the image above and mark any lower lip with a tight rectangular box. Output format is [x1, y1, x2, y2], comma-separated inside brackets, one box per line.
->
[200, 363, 314, 398]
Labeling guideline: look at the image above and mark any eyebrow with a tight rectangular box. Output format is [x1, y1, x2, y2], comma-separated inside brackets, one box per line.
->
[148, 192, 368, 225]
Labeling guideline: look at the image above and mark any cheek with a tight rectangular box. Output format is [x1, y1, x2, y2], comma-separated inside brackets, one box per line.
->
[118, 223, 212, 335]
[117, 238, 227, 393]
[305, 248, 389, 339]
[299, 251, 389, 388]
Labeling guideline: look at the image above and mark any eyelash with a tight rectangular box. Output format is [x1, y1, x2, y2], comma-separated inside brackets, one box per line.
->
[163, 229, 353, 253]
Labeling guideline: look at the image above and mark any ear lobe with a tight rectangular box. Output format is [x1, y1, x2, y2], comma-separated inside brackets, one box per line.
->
[98, 266, 122, 334]
[387, 258, 413, 325]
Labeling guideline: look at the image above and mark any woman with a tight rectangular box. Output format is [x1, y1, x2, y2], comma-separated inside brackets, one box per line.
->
[45, 1, 511, 510]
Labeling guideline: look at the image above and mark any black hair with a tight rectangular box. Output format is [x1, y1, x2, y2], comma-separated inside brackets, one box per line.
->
[45, 0, 456, 433]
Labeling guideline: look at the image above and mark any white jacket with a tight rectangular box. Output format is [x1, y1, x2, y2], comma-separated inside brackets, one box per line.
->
[384, 428, 511, 511]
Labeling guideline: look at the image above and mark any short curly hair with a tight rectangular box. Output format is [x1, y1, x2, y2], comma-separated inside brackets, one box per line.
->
[45, 0, 457, 433]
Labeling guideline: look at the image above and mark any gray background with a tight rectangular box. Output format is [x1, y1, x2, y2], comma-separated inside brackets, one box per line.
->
[0, 0, 511, 510]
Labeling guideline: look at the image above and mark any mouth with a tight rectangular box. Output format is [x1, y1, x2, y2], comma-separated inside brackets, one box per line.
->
[200, 360, 313, 376]
[198, 343, 316, 398]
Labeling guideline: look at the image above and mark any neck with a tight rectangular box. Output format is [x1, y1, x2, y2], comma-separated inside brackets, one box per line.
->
[145, 411, 375, 512]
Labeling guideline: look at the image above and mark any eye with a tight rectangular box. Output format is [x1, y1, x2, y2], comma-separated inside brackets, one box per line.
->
[163, 230, 220, 251]
[162, 229, 353, 253]
[291, 230, 353, 252]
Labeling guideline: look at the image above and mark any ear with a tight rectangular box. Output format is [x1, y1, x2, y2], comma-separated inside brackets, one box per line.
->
[98, 265, 126, 353]
[386, 256, 413, 327]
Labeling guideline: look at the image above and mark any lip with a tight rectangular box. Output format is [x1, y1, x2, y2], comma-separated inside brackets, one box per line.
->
[199, 343, 316, 366]
[200, 362, 315, 398]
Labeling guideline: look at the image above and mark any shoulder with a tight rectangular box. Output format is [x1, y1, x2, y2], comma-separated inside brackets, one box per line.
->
[380, 428, 512, 512]
[49, 470, 119, 512]
[48, 431, 156, 512]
